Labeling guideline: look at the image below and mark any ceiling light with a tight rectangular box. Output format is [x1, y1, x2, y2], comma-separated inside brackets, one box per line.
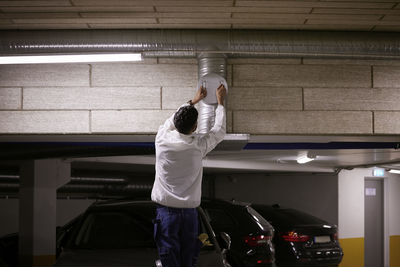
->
[297, 151, 316, 164]
[0, 53, 142, 64]
[373, 168, 385, 177]
[389, 169, 400, 174]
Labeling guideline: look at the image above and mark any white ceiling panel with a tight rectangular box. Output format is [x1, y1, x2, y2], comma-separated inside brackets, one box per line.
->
[0, 0, 399, 31]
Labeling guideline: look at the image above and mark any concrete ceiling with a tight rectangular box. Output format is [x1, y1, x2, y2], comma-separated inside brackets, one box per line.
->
[72, 148, 400, 174]
[2, 134, 398, 176]
[1, 0, 400, 31]
[59, 135, 400, 173]
[1, 135, 399, 173]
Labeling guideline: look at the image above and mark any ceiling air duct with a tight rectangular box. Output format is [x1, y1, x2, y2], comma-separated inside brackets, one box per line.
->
[197, 53, 228, 134]
[0, 30, 400, 59]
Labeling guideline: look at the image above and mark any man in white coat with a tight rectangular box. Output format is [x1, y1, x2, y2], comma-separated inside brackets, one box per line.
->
[151, 84, 226, 267]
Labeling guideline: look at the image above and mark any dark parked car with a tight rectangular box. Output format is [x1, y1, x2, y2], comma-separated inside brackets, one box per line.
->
[252, 204, 343, 267]
[201, 199, 275, 267]
[0, 233, 17, 267]
[55, 199, 230, 267]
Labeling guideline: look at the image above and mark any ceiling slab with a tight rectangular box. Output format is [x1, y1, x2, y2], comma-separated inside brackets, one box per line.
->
[0, 0, 399, 31]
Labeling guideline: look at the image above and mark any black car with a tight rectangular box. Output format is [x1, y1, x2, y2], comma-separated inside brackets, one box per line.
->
[252, 204, 343, 267]
[0, 233, 17, 267]
[55, 200, 230, 267]
[201, 199, 275, 267]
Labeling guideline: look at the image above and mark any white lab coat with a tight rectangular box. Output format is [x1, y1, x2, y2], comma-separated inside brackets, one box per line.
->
[151, 103, 226, 208]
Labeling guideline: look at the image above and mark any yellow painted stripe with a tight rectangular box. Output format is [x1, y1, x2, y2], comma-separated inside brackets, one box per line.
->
[33, 255, 56, 267]
[20, 254, 56, 267]
[391, 235, 400, 267]
[339, 237, 364, 267]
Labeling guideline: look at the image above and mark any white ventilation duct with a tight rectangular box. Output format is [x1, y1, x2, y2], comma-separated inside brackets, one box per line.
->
[1, 30, 400, 59]
[197, 53, 228, 134]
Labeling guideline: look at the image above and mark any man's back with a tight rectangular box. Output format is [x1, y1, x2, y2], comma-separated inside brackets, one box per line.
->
[151, 86, 226, 209]
[153, 126, 205, 208]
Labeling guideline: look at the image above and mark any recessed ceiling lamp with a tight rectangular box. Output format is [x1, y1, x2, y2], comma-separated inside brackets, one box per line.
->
[0, 53, 142, 64]
[389, 169, 400, 174]
[297, 151, 316, 164]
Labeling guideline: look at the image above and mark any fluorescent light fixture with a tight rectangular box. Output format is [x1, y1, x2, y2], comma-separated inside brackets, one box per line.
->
[389, 169, 400, 174]
[373, 168, 385, 177]
[297, 151, 316, 164]
[0, 53, 142, 64]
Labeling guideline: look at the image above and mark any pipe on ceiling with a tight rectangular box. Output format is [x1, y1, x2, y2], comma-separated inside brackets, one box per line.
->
[197, 53, 227, 134]
[0, 183, 152, 194]
[0, 175, 128, 184]
[1, 30, 400, 59]
[0, 175, 19, 183]
[198, 53, 227, 78]
[0, 174, 151, 195]
[69, 177, 127, 184]
[0, 183, 18, 190]
[58, 184, 152, 193]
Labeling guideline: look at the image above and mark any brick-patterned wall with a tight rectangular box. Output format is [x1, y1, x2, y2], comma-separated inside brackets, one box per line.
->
[1, 57, 400, 135]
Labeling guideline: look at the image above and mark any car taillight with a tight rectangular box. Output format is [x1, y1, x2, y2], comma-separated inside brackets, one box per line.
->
[333, 232, 338, 240]
[257, 259, 273, 264]
[244, 234, 272, 247]
[281, 231, 310, 242]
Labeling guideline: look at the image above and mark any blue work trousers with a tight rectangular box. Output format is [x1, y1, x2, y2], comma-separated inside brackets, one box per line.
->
[154, 204, 201, 267]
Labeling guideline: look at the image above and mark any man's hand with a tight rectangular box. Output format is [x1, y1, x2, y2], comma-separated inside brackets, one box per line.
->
[191, 86, 207, 105]
[216, 84, 226, 106]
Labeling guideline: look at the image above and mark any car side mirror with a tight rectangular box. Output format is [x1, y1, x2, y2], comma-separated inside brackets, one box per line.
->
[219, 232, 231, 251]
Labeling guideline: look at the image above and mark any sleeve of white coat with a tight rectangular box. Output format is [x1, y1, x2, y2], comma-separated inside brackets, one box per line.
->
[198, 104, 226, 157]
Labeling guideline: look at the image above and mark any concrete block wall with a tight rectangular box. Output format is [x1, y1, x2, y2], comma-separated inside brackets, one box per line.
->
[1, 57, 400, 135]
[229, 58, 400, 135]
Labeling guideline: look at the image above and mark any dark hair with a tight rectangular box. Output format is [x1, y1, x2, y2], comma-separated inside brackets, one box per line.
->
[173, 105, 198, 134]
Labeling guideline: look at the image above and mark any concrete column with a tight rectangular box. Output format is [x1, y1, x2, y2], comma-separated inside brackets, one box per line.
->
[19, 159, 70, 267]
[338, 169, 366, 267]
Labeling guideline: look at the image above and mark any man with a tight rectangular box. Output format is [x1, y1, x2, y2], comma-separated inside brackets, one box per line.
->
[151, 84, 227, 267]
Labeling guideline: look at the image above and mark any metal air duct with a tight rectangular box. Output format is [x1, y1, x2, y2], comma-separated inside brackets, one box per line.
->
[0, 175, 19, 183]
[0, 175, 127, 185]
[58, 184, 152, 194]
[1, 30, 400, 59]
[69, 177, 127, 184]
[0, 174, 151, 196]
[197, 53, 227, 134]
[198, 53, 227, 78]
[0, 183, 18, 190]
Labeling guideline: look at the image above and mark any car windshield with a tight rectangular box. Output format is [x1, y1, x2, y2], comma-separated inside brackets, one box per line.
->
[73, 211, 154, 249]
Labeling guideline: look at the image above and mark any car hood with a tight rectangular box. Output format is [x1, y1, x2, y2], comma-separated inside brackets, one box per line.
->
[55, 248, 226, 267]
[55, 248, 158, 267]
